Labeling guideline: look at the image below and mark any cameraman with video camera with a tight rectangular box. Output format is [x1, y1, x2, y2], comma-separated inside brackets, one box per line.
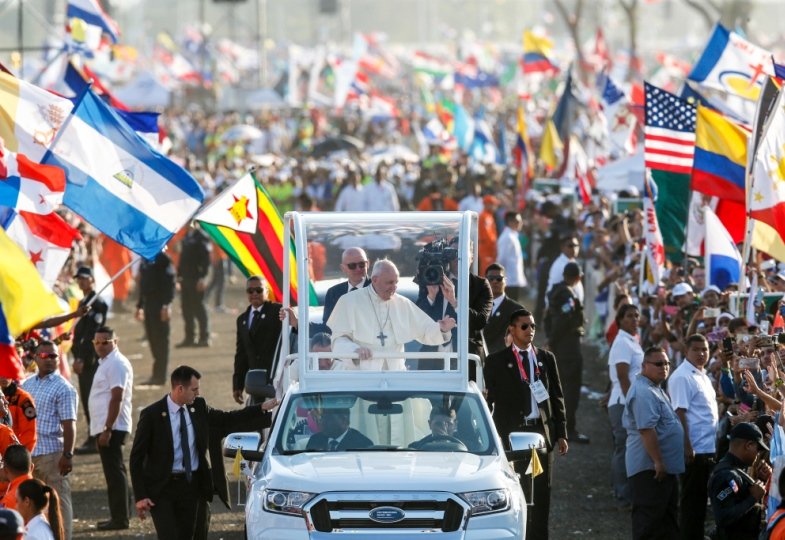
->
[415, 238, 492, 380]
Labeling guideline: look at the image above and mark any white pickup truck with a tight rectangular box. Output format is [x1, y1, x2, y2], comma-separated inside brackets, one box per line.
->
[224, 212, 541, 539]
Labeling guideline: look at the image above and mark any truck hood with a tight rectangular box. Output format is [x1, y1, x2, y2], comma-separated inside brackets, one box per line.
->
[261, 452, 516, 493]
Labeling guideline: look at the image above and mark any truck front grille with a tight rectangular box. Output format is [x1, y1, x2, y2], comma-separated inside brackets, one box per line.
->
[305, 492, 469, 533]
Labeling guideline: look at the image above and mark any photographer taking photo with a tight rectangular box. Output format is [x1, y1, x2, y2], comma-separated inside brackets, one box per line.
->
[414, 237, 492, 380]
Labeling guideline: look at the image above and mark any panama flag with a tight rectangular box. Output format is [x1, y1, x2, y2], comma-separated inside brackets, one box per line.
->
[42, 89, 204, 260]
[0, 142, 65, 214]
[688, 23, 773, 122]
[2, 210, 81, 288]
[704, 206, 742, 291]
[599, 73, 637, 154]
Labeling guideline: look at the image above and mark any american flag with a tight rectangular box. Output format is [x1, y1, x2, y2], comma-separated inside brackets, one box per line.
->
[644, 82, 696, 174]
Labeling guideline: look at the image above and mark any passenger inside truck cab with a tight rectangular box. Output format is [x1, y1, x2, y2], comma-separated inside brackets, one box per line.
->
[408, 406, 468, 451]
[305, 408, 373, 451]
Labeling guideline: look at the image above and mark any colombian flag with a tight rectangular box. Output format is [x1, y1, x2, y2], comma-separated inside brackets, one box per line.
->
[691, 105, 749, 202]
[194, 172, 316, 305]
[522, 31, 559, 74]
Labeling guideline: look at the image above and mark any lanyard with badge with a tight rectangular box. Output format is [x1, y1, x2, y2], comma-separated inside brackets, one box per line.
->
[513, 347, 550, 403]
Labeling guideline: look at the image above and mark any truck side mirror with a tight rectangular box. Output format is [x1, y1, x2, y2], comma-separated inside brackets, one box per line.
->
[505, 432, 546, 462]
[245, 369, 276, 399]
[223, 432, 264, 461]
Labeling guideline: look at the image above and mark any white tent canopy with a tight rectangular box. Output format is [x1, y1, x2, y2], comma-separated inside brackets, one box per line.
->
[115, 72, 171, 109]
[595, 151, 645, 193]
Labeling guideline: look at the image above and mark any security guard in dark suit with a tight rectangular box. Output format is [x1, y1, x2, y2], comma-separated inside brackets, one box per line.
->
[176, 228, 211, 348]
[130, 365, 276, 540]
[485, 308, 568, 540]
[233, 276, 283, 404]
[708, 422, 769, 540]
[545, 261, 589, 444]
[136, 252, 176, 385]
[482, 263, 525, 356]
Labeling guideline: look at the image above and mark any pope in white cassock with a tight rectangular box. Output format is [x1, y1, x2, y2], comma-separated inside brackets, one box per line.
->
[328, 259, 457, 371]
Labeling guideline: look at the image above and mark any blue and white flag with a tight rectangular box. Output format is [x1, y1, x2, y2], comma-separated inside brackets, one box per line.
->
[42, 90, 203, 259]
[688, 23, 773, 122]
[703, 206, 741, 291]
[469, 119, 498, 164]
[598, 73, 637, 155]
[67, 0, 120, 43]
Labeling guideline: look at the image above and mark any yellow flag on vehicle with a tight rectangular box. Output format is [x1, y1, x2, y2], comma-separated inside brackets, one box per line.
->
[232, 449, 243, 479]
[525, 448, 544, 478]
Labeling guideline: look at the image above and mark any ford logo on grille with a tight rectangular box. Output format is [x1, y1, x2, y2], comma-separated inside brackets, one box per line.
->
[368, 506, 406, 524]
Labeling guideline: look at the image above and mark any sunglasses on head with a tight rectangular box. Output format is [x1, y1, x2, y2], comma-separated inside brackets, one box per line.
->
[37, 352, 58, 359]
[517, 323, 537, 331]
[486, 275, 504, 282]
[92, 339, 114, 345]
[346, 261, 368, 270]
[246, 287, 264, 294]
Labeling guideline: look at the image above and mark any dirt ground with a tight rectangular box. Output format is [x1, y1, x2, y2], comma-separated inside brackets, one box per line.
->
[69, 281, 630, 539]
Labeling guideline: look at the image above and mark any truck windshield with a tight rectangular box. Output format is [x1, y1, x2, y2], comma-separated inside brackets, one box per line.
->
[275, 391, 496, 455]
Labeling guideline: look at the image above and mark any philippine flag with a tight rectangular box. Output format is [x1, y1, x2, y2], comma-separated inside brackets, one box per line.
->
[704, 206, 742, 291]
[0, 144, 65, 215]
[42, 89, 204, 260]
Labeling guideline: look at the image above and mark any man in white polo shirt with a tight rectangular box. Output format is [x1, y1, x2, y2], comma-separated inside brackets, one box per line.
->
[88, 326, 134, 531]
[667, 333, 718, 540]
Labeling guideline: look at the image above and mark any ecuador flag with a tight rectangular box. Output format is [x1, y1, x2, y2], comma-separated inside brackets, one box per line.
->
[194, 172, 316, 305]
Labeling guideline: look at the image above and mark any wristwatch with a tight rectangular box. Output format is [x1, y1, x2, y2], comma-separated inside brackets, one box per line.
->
[103, 425, 111, 432]
[63, 451, 73, 459]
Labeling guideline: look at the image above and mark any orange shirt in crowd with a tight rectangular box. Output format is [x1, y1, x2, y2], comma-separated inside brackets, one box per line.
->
[416, 195, 458, 212]
[478, 210, 498, 274]
[98, 235, 133, 302]
[5, 385, 36, 453]
[0, 473, 33, 510]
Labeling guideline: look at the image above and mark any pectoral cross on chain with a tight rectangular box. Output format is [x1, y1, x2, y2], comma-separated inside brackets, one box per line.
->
[376, 331, 388, 346]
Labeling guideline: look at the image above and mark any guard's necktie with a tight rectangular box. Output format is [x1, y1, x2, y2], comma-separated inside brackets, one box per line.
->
[250, 309, 261, 329]
[328, 439, 339, 451]
[518, 348, 532, 417]
[350, 286, 357, 291]
[179, 407, 193, 482]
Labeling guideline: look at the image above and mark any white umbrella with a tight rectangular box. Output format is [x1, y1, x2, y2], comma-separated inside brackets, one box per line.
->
[221, 124, 263, 143]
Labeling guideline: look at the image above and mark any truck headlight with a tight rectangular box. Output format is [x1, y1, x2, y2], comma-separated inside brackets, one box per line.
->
[459, 489, 510, 515]
[263, 489, 316, 516]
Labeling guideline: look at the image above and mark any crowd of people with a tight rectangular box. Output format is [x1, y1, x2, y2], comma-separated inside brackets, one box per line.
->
[4, 95, 785, 540]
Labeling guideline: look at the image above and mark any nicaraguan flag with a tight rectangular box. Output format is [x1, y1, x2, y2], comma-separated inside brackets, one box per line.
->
[42, 90, 204, 259]
[703, 206, 742, 290]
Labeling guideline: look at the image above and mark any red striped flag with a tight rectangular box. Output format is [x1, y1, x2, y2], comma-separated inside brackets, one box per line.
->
[644, 82, 696, 260]
[644, 83, 696, 173]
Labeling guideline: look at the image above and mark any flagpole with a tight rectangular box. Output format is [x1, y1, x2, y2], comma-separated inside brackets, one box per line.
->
[85, 255, 143, 308]
[738, 79, 773, 317]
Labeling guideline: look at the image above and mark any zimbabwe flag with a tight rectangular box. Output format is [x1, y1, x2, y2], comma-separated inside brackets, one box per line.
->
[194, 171, 316, 305]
